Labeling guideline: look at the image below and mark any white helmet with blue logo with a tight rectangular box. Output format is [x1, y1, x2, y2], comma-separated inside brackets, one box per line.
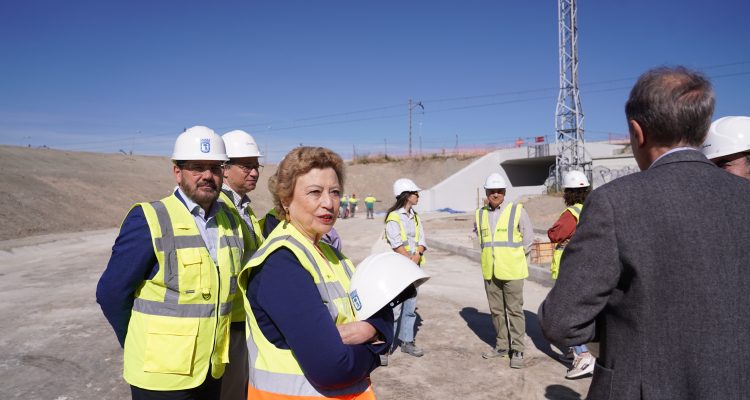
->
[172, 125, 228, 161]
[348, 252, 430, 320]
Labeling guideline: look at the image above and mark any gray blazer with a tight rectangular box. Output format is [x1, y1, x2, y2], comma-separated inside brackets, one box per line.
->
[539, 149, 750, 400]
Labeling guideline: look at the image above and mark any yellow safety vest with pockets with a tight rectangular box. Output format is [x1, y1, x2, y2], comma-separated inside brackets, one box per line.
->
[123, 193, 244, 390]
[237, 222, 375, 400]
[219, 190, 265, 322]
[475, 202, 528, 280]
[550, 203, 582, 280]
[385, 211, 425, 265]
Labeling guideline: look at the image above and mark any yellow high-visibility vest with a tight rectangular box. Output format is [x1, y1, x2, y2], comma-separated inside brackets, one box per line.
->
[237, 222, 375, 400]
[123, 193, 243, 390]
[475, 202, 528, 280]
[364, 197, 376, 206]
[550, 203, 582, 280]
[385, 210, 425, 265]
[219, 190, 265, 322]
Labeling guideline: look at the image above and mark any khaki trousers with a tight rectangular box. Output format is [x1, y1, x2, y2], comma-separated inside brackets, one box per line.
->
[484, 277, 525, 352]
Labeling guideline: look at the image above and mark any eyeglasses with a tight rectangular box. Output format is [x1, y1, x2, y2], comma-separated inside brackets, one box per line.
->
[226, 163, 264, 173]
[409, 191, 420, 197]
[179, 162, 224, 175]
[486, 189, 506, 195]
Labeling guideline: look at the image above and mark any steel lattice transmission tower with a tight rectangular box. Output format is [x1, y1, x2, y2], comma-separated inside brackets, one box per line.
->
[554, 0, 590, 190]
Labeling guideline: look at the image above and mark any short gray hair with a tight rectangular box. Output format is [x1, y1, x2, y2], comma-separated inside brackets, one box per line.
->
[625, 66, 714, 147]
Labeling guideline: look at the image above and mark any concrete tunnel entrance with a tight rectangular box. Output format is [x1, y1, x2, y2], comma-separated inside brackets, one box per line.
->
[501, 155, 556, 187]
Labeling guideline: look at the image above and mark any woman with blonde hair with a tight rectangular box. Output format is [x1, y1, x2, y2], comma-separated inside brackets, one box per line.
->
[238, 147, 392, 400]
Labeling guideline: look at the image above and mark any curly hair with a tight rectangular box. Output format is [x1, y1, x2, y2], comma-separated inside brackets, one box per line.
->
[563, 187, 590, 207]
[268, 146, 345, 220]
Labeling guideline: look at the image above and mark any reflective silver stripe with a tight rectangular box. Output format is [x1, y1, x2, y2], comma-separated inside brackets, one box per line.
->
[327, 245, 353, 280]
[249, 235, 346, 320]
[219, 301, 233, 316]
[507, 203, 519, 243]
[133, 298, 215, 318]
[229, 276, 237, 295]
[571, 205, 582, 215]
[284, 236, 346, 320]
[151, 201, 179, 299]
[220, 235, 243, 250]
[478, 208, 486, 246]
[481, 241, 524, 249]
[251, 368, 370, 397]
[155, 235, 205, 252]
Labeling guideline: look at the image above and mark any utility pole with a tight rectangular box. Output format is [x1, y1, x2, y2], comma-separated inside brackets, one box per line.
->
[384, 138, 388, 157]
[554, 0, 590, 190]
[408, 99, 424, 157]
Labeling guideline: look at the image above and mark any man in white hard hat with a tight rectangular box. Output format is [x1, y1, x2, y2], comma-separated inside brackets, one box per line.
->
[540, 67, 750, 398]
[700, 116, 750, 179]
[219, 130, 265, 400]
[97, 126, 251, 400]
[474, 172, 534, 369]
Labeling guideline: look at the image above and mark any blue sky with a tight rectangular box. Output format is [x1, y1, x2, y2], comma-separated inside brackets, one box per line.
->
[1, 1, 748, 162]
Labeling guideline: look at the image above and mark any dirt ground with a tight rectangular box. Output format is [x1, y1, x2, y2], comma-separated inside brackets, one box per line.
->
[0, 145, 587, 399]
[0, 213, 590, 400]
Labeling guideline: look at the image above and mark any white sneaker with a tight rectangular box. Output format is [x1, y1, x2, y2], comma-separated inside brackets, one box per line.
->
[558, 348, 575, 363]
[565, 354, 595, 379]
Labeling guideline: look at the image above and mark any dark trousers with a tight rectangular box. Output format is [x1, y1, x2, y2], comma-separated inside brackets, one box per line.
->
[131, 373, 222, 400]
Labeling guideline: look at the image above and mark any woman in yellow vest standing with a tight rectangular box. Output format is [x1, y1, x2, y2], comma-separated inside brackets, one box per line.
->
[547, 170, 595, 379]
[238, 147, 393, 400]
[384, 178, 427, 357]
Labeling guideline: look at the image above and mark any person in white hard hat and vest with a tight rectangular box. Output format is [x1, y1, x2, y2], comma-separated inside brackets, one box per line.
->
[547, 170, 595, 379]
[238, 147, 393, 400]
[218, 130, 265, 400]
[701, 116, 750, 179]
[384, 178, 428, 357]
[96, 126, 251, 400]
[475, 172, 534, 369]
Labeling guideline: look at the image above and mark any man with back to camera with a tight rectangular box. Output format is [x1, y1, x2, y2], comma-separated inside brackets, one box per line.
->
[96, 126, 249, 400]
[700, 115, 750, 179]
[218, 129, 266, 400]
[539, 66, 750, 399]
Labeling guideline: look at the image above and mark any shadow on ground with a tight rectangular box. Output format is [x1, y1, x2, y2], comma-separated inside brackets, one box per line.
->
[544, 384, 583, 400]
[458, 307, 496, 347]
[459, 306, 571, 366]
[525, 310, 571, 366]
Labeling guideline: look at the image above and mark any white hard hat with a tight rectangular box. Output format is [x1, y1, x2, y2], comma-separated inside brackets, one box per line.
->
[483, 173, 507, 189]
[701, 116, 750, 160]
[349, 252, 430, 320]
[393, 178, 421, 197]
[172, 126, 228, 161]
[562, 170, 590, 188]
[222, 130, 262, 158]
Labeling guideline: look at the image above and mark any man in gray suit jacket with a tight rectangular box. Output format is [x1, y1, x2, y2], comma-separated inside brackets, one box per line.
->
[539, 66, 750, 399]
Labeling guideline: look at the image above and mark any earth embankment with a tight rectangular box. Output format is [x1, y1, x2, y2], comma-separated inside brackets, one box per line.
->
[0, 146, 480, 240]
